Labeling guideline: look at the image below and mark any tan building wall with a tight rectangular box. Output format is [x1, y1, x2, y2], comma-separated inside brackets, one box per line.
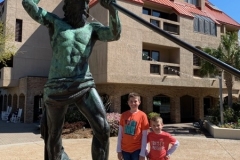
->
[89, 0, 240, 123]
[0, 0, 62, 122]
[0, 0, 239, 123]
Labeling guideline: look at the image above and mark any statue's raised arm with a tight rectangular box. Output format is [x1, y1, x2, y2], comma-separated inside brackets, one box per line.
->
[22, 0, 55, 26]
[92, 0, 121, 41]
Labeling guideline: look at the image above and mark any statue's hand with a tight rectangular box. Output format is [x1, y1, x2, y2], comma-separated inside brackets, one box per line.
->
[100, 0, 116, 12]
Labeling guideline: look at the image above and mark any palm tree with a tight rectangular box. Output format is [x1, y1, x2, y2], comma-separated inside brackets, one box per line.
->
[200, 32, 240, 108]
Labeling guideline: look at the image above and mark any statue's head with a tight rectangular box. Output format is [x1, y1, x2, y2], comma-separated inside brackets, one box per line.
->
[63, 0, 90, 27]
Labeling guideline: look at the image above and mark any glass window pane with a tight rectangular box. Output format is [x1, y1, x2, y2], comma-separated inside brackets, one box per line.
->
[150, 19, 159, 27]
[199, 17, 204, 33]
[142, 7, 151, 15]
[204, 20, 210, 34]
[152, 10, 161, 18]
[193, 17, 198, 31]
[153, 95, 170, 121]
[142, 50, 150, 60]
[151, 51, 159, 61]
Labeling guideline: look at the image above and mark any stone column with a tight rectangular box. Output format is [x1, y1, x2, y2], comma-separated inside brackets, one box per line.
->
[112, 95, 121, 113]
[145, 96, 153, 114]
[170, 97, 180, 123]
[194, 97, 204, 121]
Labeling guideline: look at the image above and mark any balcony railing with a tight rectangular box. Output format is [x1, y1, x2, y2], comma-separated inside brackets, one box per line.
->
[149, 62, 180, 76]
[142, 14, 180, 35]
[163, 22, 179, 35]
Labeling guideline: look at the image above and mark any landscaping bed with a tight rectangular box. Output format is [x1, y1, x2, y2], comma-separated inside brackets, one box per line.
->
[204, 121, 240, 140]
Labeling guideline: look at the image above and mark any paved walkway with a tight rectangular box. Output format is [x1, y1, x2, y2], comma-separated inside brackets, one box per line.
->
[0, 120, 240, 160]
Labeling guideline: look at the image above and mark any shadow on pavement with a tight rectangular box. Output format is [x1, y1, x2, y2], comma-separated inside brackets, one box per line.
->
[0, 120, 40, 134]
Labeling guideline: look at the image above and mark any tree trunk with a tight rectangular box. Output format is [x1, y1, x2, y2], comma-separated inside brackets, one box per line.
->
[224, 72, 233, 108]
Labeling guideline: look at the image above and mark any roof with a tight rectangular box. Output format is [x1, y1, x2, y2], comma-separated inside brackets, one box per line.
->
[89, 0, 240, 28]
[144, 0, 240, 27]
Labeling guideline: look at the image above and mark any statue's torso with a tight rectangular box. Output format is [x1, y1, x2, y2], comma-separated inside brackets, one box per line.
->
[48, 20, 94, 80]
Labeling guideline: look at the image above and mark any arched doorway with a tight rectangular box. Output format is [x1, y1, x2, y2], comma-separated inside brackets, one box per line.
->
[152, 94, 171, 123]
[19, 93, 25, 122]
[33, 93, 43, 122]
[203, 96, 213, 116]
[0, 95, 3, 112]
[121, 94, 142, 113]
[180, 95, 194, 122]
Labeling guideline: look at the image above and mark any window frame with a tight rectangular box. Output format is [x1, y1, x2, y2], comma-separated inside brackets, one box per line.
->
[15, 19, 23, 42]
[142, 49, 160, 62]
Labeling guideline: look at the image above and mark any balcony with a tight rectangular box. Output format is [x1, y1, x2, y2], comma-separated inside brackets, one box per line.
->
[149, 62, 180, 77]
[142, 13, 180, 35]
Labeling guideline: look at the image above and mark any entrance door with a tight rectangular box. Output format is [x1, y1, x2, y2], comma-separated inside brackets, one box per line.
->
[180, 95, 194, 122]
[33, 95, 43, 122]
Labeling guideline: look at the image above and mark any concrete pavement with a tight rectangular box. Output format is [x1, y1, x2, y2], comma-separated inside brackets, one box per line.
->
[0, 120, 240, 160]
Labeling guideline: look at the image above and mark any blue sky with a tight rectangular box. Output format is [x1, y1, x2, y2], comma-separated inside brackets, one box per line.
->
[209, 0, 240, 36]
[209, 0, 240, 24]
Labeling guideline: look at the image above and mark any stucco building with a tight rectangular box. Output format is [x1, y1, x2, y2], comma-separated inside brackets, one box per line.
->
[0, 0, 240, 123]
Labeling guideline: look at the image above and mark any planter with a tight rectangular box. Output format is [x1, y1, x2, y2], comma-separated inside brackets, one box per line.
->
[204, 121, 240, 140]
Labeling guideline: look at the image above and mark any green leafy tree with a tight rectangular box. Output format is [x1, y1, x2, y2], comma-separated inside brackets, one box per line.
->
[200, 32, 240, 108]
[0, 22, 16, 66]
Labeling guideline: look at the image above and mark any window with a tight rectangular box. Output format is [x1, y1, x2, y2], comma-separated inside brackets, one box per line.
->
[150, 64, 160, 74]
[150, 19, 160, 27]
[193, 14, 216, 36]
[193, 69, 200, 77]
[185, 0, 198, 6]
[152, 10, 161, 18]
[163, 22, 179, 34]
[142, 50, 150, 60]
[153, 95, 171, 123]
[142, 7, 178, 22]
[15, 19, 22, 42]
[193, 54, 201, 66]
[164, 66, 180, 76]
[142, 7, 151, 15]
[142, 50, 160, 62]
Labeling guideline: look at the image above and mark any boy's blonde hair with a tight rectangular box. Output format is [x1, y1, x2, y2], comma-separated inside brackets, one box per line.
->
[128, 92, 141, 101]
[150, 115, 163, 124]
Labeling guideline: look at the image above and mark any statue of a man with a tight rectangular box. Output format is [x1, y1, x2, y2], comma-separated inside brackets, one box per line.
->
[22, 0, 121, 159]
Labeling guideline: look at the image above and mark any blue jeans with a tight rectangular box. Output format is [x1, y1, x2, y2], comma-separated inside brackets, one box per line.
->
[122, 149, 140, 160]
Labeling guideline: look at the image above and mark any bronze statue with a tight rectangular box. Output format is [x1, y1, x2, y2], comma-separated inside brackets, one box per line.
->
[22, 0, 121, 159]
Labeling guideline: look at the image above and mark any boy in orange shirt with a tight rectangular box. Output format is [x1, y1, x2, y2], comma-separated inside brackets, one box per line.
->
[147, 116, 179, 160]
[117, 92, 149, 160]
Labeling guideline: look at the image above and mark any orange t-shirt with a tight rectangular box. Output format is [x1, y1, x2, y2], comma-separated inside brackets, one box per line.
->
[120, 110, 149, 152]
[147, 131, 176, 160]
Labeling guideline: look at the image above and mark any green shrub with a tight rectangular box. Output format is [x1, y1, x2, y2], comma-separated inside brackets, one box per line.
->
[224, 107, 235, 123]
[106, 112, 121, 137]
[147, 112, 160, 120]
[208, 107, 220, 125]
[208, 102, 240, 127]
[65, 105, 88, 125]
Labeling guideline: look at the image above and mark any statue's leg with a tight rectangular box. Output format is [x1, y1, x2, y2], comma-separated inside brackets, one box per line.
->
[45, 102, 69, 160]
[75, 88, 110, 160]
